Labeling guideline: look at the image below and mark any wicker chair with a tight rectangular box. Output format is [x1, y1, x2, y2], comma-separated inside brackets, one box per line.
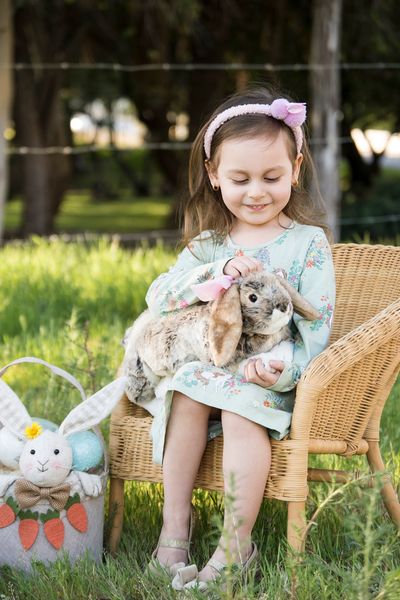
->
[108, 243, 400, 554]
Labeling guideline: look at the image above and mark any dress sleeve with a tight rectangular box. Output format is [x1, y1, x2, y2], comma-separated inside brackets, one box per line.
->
[145, 235, 229, 316]
[269, 231, 336, 393]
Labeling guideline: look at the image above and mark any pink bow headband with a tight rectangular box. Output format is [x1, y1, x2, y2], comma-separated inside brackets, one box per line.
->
[203, 99, 306, 158]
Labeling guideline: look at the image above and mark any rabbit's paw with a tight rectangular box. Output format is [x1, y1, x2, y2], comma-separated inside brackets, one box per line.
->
[0, 474, 17, 497]
[75, 472, 102, 497]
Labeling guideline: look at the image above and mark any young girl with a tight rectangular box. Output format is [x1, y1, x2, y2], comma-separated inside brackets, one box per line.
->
[143, 85, 335, 590]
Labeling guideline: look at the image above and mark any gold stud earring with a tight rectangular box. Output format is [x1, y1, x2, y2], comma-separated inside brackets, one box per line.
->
[292, 179, 299, 189]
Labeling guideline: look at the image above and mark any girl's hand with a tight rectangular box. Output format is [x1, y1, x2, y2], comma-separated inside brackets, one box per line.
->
[243, 359, 285, 388]
[223, 256, 263, 279]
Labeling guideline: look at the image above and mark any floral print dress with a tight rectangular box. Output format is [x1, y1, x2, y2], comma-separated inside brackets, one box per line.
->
[142, 222, 335, 464]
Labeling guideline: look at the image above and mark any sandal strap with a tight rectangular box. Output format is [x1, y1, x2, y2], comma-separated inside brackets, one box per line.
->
[158, 537, 190, 551]
[208, 557, 226, 574]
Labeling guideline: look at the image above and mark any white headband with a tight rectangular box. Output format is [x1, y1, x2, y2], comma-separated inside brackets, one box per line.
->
[203, 99, 307, 159]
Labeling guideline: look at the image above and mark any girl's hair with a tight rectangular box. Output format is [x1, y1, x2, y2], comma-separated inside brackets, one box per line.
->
[181, 85, 331, 246]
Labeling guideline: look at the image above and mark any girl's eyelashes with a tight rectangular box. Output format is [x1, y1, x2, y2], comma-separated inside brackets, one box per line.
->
[231, 177, 281, 184]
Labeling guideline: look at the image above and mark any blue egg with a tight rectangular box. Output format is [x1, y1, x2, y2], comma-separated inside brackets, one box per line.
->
[67, 431, 104, 472]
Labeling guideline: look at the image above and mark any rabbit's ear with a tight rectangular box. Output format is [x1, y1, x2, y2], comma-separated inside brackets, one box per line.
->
[0, 380, 32, 438]
[58, 376, 127, 437]
[276, 277, 320, 321]
[209, 284, 243, 367]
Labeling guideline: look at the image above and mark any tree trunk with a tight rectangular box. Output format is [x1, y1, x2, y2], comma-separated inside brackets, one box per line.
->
[310, 0, 342, 241]
[13, 5, 72, 236]
[0, 0, 13, 243]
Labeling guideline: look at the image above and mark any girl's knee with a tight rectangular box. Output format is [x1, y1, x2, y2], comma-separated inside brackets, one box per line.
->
[221, 410, 269, 438]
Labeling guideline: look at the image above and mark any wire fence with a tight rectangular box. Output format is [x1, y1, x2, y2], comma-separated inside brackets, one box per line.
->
[3, 60, 398, 155]
[2, 61, 400, 72]
[3, 60, 399, 227]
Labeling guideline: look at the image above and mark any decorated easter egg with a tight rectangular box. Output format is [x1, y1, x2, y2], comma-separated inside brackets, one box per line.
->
[67, 431, 103, 472]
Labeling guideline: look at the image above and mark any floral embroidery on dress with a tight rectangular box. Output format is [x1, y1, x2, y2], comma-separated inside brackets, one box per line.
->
[274, 230, 290, 245]
[288, 260, 302, 288]
[235, 249, 244, 257]
[161, 289, 191, 314]
[310, 297, 334, 331]
[255, 247, 271, 266]
[176, 365, 253, 399]
[286, 364, 303, 386]
[305, 235, 330, 270]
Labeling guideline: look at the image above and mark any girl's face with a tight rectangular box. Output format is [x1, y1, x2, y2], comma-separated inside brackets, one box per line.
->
[206, 130, 303, 230]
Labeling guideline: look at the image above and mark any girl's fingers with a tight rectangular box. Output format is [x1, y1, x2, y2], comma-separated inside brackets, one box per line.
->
[226, 256, 262, 277]
[268, 360, 285, 373]
[244, 359, 279, 387]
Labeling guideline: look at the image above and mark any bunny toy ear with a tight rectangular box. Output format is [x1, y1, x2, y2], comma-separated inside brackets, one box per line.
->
[0, 379, 32, 438]
[276, 276, 320, 321]
[58, 376, 127, 437]
[208, 284, 243, 367]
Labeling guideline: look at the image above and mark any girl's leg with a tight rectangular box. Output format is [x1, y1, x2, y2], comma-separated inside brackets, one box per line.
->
[199, 411, 271, 581]
[156, 391, 212, 567]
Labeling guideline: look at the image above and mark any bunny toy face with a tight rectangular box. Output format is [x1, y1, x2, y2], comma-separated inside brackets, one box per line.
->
[19, 430, 73, 487]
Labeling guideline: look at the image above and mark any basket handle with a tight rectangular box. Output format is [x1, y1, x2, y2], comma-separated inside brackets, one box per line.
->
[0, 357, 87, 402]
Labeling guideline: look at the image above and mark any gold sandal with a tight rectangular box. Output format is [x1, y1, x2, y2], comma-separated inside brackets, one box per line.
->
[171, 541, 258, 591]
[147, 506, 195, 578]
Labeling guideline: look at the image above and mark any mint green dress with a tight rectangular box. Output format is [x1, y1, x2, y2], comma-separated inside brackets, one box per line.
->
[144, 223, 335, 464]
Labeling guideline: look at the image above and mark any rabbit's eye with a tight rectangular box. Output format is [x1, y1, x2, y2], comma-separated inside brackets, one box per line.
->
[248, 294, 258, 303]
[54, 449, 60, 455]
[30, 449, 35, 455]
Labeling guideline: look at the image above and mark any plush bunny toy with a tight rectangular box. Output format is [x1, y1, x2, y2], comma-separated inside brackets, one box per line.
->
[0, 357, 126, 501]
[122, 272, 320, 404]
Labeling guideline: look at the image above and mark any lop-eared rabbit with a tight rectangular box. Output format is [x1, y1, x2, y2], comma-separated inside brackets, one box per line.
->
[122, 272, 320, 404]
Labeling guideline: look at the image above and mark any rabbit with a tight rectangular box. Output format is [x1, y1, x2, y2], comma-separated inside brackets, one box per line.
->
[0, 362, 127, 499]
[122, 272, 320, 405]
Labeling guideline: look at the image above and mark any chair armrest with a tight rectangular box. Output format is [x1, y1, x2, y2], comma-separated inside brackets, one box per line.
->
[290, 298, 400, 440]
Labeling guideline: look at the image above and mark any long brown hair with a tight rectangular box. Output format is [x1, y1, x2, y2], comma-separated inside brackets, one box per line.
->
[181, 85, 331, 247]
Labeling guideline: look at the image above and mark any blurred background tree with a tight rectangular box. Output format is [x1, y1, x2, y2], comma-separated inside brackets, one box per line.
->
[3, 0, 400, 241]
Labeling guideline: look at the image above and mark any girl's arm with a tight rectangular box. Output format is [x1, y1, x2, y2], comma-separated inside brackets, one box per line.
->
[267, 231, 336, 393]
[145, 235, 229, 316]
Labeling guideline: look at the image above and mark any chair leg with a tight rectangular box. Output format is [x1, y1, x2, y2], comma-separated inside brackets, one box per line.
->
[287, 501, 307, 554]
[367, 441, 400, 527]
[108, 477, 125, 555]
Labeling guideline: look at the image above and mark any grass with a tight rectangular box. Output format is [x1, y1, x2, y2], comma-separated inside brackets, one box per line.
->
[0, 239, 399, 599]
[4, 193, 172, 235]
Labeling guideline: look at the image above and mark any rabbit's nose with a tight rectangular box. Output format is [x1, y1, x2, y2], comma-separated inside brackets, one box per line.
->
[38, 459, 49, 467]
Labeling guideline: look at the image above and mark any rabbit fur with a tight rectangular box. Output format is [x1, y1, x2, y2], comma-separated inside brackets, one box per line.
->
[122, 272, 320, 405]
[0, 370, 127, 498]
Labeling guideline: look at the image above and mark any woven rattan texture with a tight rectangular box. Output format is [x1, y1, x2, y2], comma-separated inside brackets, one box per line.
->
[109, 244, 400, 502]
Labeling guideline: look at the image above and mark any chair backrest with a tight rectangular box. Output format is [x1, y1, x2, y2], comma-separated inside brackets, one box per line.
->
[308, 244, 400, 450]
[330, 243, 400, 343]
